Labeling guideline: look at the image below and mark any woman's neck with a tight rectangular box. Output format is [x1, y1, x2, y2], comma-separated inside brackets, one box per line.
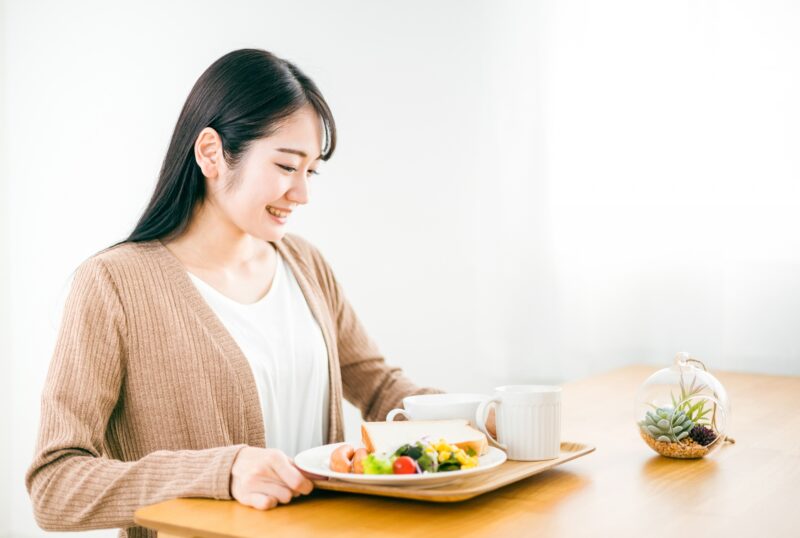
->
[164, 202, 273, 272]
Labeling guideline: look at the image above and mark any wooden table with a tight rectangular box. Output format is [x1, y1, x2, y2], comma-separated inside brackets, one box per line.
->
[135, 365, 799, 537]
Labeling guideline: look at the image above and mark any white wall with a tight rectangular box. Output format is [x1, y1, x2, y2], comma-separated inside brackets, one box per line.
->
[538, 0, 800, 378]
[3, 0, 799, 536]
[1, 0, 12, 533]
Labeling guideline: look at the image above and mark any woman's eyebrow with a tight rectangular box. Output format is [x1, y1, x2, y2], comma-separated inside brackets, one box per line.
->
[276, 147, 323, 160]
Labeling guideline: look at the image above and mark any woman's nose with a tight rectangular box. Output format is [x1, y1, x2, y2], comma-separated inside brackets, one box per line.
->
[287, 174, 310, 205]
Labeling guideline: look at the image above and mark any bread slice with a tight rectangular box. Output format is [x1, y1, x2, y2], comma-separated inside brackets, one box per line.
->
[361, 419, 488, 456]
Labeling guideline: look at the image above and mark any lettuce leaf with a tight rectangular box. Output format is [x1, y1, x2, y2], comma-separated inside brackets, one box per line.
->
[362, 454, 394, 474]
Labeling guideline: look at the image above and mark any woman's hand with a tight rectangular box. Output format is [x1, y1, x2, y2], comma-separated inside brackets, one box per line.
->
[230, 447, 314, 510]
[487, 406, 497, 438]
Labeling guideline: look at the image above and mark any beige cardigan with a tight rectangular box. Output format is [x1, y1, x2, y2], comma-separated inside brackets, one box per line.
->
[25, 234, 443, 537]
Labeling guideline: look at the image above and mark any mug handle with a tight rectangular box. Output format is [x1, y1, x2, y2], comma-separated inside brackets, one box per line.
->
[476, 397, 507, 450]
[386, 408, 411, 421]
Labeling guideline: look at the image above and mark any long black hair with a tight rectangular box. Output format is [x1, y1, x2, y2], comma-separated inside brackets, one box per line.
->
[105, 48, 336, 252]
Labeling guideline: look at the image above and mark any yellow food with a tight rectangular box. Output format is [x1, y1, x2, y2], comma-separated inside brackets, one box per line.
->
[431, 437, 478, 468]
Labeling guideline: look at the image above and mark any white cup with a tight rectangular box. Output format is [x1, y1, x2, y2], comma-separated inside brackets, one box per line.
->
[476, 385, 562, 461]
[386, 393, 489, 427]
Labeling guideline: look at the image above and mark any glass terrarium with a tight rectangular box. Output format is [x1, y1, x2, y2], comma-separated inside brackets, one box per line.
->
[635, 352, 732, 459]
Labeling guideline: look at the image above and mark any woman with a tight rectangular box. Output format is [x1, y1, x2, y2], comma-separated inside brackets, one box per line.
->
[23, 48, 484, 538]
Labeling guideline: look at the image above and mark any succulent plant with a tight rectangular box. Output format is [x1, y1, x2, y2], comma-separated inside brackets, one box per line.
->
[689, 424, 718, 446]
[640, 407, 694, 443]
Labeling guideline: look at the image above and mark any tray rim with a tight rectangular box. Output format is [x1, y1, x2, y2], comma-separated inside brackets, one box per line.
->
[311, 440, 595, 502]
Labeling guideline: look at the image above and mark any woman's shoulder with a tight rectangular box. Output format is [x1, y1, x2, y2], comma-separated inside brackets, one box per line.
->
[73, 239, 165, 283]
[61, 241, 165, 317]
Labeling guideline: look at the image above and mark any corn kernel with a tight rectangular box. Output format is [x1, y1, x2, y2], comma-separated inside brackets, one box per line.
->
[438, 450, 452, 462]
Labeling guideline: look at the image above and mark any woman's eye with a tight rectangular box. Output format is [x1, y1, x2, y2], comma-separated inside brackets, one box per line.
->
[277, 164, 320, 176]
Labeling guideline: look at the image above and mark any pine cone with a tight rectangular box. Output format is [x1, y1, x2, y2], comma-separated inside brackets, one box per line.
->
[689, 424, 718, 446]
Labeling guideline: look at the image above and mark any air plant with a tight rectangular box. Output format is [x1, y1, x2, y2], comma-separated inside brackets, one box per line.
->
[669, 373, 725, 437]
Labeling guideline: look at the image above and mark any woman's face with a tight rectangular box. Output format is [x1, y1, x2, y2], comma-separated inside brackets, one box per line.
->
[198, 104, 324, 243]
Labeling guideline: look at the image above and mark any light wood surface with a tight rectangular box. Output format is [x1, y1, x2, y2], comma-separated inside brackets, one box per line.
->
[134, 365, 800, 537]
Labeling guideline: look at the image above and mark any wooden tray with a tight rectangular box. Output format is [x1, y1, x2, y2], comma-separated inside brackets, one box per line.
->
[311, 441, 594, 502]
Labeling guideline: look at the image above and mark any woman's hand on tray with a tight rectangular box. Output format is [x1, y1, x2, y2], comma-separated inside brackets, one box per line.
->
[230, 447, 314, 510]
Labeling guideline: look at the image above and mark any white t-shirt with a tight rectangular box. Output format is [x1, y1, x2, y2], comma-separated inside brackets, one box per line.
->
[187, 250, 329, 458]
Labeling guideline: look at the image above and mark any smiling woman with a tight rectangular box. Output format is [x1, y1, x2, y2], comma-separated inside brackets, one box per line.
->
[120, 48, 336, 247]
[24, 48, 447, 538]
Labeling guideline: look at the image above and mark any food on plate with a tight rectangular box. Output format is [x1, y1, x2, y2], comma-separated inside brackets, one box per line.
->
[361, 452, 394, 474]
[392, 455, 418, 475]
[361, 419, 488, 456]
[352, 447, 368, 473]
[328, 419, 487, 475]
[329, 444, 356, 473]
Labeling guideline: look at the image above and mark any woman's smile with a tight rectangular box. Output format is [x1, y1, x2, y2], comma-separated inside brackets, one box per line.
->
[266, 205, 291, 224]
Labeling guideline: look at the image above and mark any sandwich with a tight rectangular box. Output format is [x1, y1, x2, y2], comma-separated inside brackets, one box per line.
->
[361, 418, 488, 456]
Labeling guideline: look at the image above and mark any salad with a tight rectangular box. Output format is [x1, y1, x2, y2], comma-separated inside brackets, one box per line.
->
[330, 437, 480, 475]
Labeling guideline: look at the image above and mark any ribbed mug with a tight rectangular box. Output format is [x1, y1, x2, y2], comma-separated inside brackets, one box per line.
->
[476, 385, 562, 461]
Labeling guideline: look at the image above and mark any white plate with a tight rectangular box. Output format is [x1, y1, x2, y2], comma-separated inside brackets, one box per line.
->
[294, 442, 507, 487]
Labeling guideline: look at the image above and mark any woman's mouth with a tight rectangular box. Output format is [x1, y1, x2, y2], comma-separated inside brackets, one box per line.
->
[266, 205, 291, 224]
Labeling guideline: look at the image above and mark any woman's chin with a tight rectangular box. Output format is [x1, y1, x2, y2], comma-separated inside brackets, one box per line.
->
[257, 228, 288, 243]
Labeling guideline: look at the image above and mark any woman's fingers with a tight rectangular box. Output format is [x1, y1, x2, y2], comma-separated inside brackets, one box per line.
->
[246, 492, 278, 510]
[270, 457, 314, 495]
[230, 447, 315, 511]
[487, 406, 497, 437]
[292, 459, 328, 481]
[296, 465, 328, 481]
[252, 482, 295, 504]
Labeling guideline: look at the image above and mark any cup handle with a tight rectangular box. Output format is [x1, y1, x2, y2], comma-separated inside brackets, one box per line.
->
[476, 397, 507, 450]
[386, 408, 411, 421]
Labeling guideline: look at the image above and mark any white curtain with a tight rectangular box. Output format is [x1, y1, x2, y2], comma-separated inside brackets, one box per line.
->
[469, 0, 800, 383]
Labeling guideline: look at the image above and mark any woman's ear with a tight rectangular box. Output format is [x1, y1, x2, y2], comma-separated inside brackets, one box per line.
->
[195, 127, 222, 178]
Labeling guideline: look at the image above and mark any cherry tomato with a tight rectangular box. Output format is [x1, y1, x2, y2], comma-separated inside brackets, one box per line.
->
[392, 456, 418, 474]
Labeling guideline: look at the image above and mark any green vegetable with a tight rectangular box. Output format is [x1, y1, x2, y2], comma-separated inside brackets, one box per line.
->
[406, 444, 424, 460]
[392, 439, 477, 473]
[394, 442, 424, 460]
[416, 452, 438, 473]
[362, 453, 394, 474]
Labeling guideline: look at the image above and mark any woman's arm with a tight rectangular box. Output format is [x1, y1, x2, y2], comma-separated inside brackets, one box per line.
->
[25, 257, 245, 531]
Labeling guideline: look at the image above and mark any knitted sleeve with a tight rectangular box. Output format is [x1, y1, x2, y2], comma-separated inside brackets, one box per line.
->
[24, 256, 247, 532]
[298, 240, 446, 422]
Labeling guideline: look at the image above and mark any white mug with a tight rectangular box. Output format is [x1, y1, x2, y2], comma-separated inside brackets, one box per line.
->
[386, 393, 489, 427]
[476, 385, 562, 461]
